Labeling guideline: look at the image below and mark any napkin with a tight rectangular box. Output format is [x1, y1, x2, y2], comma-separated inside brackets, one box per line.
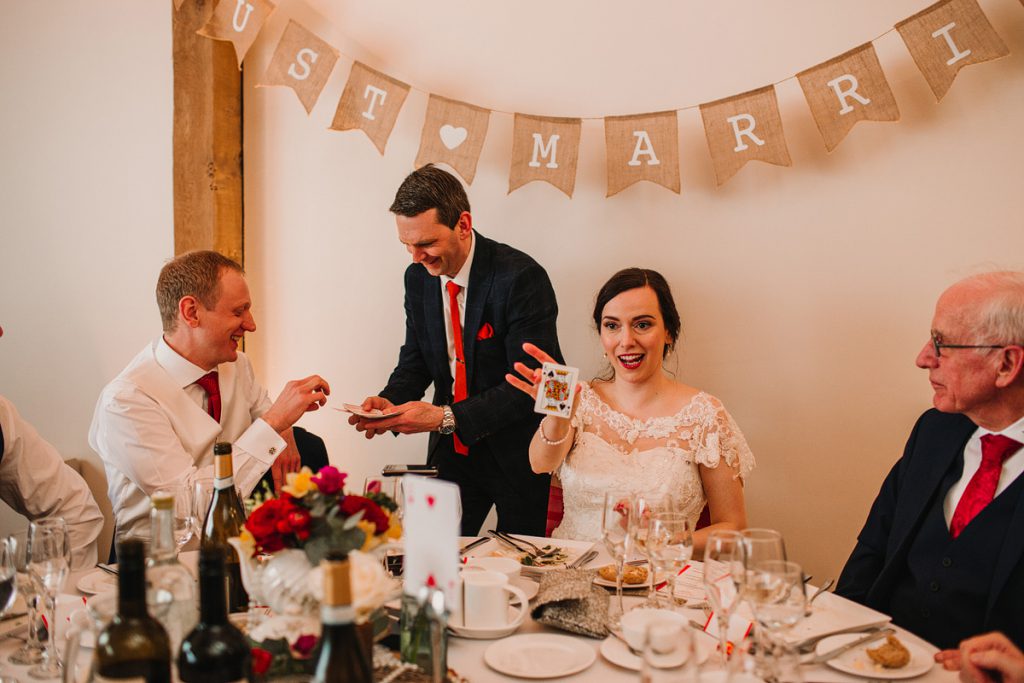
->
[530, 569, 609, 639]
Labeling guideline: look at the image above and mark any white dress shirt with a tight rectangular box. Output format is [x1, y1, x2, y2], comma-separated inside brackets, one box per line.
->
[89, 337, 285, 540]
[439, 231, 476, 394]
[0, 396, 103, 570]
[943, 414, 1024, 527]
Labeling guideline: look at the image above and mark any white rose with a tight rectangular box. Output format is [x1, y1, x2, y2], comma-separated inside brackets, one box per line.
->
[349, 550, 400, 622]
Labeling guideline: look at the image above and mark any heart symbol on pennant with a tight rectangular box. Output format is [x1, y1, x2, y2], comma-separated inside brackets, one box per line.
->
[439, 124, 468, 150]
[427, 495, 436, 508]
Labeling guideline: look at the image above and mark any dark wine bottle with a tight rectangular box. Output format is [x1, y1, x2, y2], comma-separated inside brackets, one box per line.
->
[178, 547, 252, 683]
[200, 442, 248, 612]
[94, 539, 172, 683]
[312, 557, 373, 683]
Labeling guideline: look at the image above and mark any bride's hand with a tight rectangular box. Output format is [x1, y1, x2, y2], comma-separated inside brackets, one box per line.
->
[505, 342, 559, 399]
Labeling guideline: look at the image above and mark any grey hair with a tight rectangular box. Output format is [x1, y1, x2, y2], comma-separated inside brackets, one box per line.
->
[960, 271, 1024, 345]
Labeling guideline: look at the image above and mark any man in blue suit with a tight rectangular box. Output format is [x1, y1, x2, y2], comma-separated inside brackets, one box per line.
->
[351, 165, 562, 535]
[837, 272, 1024, 650]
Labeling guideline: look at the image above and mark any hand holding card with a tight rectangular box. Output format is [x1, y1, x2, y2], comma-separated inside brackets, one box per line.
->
[338, 402, 391, 420]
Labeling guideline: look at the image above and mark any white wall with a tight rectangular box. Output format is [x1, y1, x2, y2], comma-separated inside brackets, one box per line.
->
[243, 0, 1024, 581]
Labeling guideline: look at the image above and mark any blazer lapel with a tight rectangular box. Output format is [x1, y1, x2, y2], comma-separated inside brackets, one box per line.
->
[422, 269, 453, 401]
[463, 233, 494, 389]
[986, 477, 1024, 619]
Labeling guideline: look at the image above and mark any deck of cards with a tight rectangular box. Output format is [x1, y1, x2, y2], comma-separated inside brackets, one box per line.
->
[533, 362, 580, 418]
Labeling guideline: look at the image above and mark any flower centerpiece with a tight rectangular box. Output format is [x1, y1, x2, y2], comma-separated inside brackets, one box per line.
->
[229, 465, 402, 680]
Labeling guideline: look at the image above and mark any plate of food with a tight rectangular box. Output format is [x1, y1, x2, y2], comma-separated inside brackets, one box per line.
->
[816, 632, 936, 679]
[465, 536, 595, 571]
[593, 563, 652, 588]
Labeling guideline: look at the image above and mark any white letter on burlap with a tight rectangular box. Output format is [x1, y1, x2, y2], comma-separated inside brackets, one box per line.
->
[196, 0, 275, 67]
[628, 131, 660, 166]
[727, 114, 764, 152]
[604, 111, 679, 196]
[232, 0, 254, 32]
[529, 134, 560, 169]
[931, 23, 972, 65]
[258, 20, 339, 114]
[362, 85, 387, 121]
[329, 62, 410, 155]
[827, 75, 871, 115]
[701, 87, 790, 186]
[287, 48, 318, 81]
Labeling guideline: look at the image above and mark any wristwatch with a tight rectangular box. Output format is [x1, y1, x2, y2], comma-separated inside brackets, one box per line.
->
[439, 405, 457, 435]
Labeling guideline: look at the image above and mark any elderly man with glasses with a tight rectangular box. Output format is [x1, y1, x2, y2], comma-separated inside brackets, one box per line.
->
[836, 271, 1024, 651]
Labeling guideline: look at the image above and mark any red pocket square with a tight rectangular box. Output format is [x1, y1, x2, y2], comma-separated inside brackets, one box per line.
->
[476, 322, 494, 340]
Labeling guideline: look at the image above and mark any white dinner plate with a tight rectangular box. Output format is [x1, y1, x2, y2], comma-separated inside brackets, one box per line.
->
[76, 568, 118, 595]
[600, 632, 712, 671]
[465, 536, 595, 572]
[484, 633, 597, 678]
[512, 577, 540, 603]
[816, 632, 936, 679]
[594, 562, 706, 604]
[788, 590, 890, 646]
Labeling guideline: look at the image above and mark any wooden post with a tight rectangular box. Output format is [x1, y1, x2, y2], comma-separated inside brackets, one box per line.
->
[172, 0, 243, 262]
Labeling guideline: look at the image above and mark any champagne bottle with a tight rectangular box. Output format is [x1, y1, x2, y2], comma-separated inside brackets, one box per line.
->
[178, 547, 252, 683]
[146, 490, 197, 653]
[313, 557, 373, 683]
[200, 442, 248, 612]
[95, 539, 172, 683]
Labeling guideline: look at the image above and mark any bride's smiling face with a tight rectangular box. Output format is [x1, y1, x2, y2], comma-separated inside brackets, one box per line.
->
[600, 286, 673, 383]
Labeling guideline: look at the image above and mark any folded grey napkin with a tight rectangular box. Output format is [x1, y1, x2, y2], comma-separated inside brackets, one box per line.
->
[530, 569, 609, 639]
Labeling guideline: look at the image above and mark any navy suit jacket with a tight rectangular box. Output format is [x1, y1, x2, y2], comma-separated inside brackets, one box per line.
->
[836, 409, 1024, 647]
[379, 231, 563, 491]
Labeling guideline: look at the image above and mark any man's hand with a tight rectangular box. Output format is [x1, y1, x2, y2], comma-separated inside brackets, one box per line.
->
[348, 396, 397, 439]
[262, 375, 331, 433]
[269, 428, 302, 492]
[354, 400, 443, 435]
[957, 632, 1024, 683]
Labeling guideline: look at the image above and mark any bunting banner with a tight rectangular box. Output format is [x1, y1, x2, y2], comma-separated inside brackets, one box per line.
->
[197, 0, 276, 67]
[701, 86, 791, 186]
[414, 95, 490, 184]
[896, 0, 1009, 102]
[258, 20, 339, 115]
[174, 0, 186, 10]
[604, 111, 680, 197]
[329, 62, 410, 155]
[508, 114, 582, 198]
[797, 44, 900, 152]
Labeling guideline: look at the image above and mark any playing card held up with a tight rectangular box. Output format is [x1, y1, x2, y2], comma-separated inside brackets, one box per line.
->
[533, 362, 580, 419]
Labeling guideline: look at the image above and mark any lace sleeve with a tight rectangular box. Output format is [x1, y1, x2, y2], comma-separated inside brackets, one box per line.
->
[691, 397, 755, 480]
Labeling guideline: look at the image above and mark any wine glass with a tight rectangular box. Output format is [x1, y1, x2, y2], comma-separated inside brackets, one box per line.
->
[0, 537, 19, 683]
[702, 529, 745, 667]
[646, 512, 693, 608]
[27, 518, 70, 679]
[739, 528, 787, 668]
[601, 491, 634, 627]
[8, 533, 44, 666]
[193, 476, 216, 536]
[631, 493, 670, 598]
[153, 484, 196, 553]
[744, 560, 807, 683]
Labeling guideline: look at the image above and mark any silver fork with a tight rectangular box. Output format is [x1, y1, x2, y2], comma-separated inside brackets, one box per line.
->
[487, 530, 540, 560]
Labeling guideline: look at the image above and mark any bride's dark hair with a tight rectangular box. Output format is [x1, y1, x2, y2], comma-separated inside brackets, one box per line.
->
[592, 268, 681, 359]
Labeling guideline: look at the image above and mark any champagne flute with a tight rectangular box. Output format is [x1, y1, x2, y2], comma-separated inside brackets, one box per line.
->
[0, 537, 19, 683]
[631, 493, 669, 599]
[8, 533, 44, 666]
[27, 518, 70, 679]
[745, 560, 806, 683]
[193, 476, 215, 537]
[646, 512, 693, 608]
[702, 529, 744, 667]
[601, 491, 634, 627]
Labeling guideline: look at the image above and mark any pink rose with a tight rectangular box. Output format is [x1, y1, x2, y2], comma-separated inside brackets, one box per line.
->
[311, 466, 346, 495]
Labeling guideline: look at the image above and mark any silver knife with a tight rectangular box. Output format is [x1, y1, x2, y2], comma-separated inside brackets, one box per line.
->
[568, 549, 598, 569]
[808, 627, 895, 665]
[459, 537, 488, 557]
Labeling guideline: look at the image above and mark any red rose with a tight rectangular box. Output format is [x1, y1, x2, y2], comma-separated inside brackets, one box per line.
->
[338, 495, 390, 535]
[291, 634, 318, 659]
[251, 647, 272, 676]
[246, 497, 302, 551]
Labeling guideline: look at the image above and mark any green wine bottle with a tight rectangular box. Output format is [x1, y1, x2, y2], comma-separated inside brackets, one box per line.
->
[94, 539, 172, 683]
[312, 557, 373, 683]
[200, 442, 248, 612]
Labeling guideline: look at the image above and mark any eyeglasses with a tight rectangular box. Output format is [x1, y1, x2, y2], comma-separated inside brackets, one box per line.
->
[930, 331, 1009, 358]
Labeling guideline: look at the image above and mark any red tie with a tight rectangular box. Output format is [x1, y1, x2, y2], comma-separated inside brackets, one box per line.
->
[195, 371, 222, 423]
[445, 281, 468, 455]
[949, 434, 1022, 538]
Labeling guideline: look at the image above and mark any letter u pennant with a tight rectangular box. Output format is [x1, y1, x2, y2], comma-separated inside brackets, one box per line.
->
[197, 0, 276, 67]
[258, 20, 339, 115]
[701, 86, 791, 187]
[509, 115, 582, 198]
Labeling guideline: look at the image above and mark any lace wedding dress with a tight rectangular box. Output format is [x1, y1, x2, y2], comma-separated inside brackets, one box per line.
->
[551, 381, 755, 542]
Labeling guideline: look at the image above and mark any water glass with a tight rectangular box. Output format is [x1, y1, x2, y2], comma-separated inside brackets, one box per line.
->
[702, 530, 744, 667]
[600, 491, 634, 627]
[745, 560, 806, 683]
[646, 512, 693, 608]
[27, 518, 70, 679]
[153, 484, 196, 553]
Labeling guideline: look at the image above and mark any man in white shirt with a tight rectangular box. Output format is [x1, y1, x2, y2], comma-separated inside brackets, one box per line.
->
[837, 271, 1024, 650]
[90, 251, 330, 541]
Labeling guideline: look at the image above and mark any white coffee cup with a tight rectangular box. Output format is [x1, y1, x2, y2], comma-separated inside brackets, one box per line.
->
[457, 569, 529, 630]
[463, 556, 521, 582]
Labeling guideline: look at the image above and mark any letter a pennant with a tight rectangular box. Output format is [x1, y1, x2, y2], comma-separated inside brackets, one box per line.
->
[604, 111, 680, 198]
[258, 20, 339, 115]
[700, 86, 791, 187]
[197, 0, 276, 67]
[896, 0, 1008, 102]
[508, 114, 582, 198]
[329, 62, 410, 155]
[798, 44, 900, 152]
[414, 95, 491, 184]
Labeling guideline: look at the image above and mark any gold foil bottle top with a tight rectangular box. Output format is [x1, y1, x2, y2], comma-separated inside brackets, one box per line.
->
[151, 491, 174, 511]
[214, 450, 234, 479]
[321, 559, 352, 607]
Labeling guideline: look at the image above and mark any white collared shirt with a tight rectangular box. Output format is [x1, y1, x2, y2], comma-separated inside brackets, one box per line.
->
[439, 232, 476, 393]
[943, 414, 1024, 527]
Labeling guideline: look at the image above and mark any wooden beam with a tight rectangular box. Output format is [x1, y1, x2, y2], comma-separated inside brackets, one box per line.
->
[172, 0, 243, 262]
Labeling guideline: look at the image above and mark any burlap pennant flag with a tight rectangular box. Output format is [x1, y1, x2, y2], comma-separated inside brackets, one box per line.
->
[700, 86, 791, 187]
[196, 0, 276, 67]
[896, 0, 1008, 102]
[508, 114, 582, 198]
[797, 44, 900, 152]
[174, 0, 186, 10]
[414, 95, 490, 184]
[329, 62, 410, 155]
[258, 20, 339, 115]
[604, 111, 680, 197]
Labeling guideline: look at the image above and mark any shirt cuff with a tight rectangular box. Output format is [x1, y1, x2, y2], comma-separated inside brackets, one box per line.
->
[237, 418, 287, 465]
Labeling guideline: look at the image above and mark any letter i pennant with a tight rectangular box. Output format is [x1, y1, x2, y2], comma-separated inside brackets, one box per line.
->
[508, 114, 582, 198]
[700, 86, 791, 187]
[197, 0, 276, 68]
[330, 62, 411, 155]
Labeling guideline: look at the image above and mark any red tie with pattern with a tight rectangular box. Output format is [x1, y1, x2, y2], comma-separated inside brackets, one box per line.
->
[195, 371, 222, 423]
[949, 433, 1022, 538]
[445, 281, 469, 455]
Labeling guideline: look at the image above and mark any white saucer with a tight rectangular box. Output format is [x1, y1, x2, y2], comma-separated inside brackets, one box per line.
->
[484, 633, 596, 678]
[816, 633, 936, 679]
[449, 606, 524, 640]
[76, 568, 118, 595]
[600, 632, 712, 671]
[512, 577, 539, 603]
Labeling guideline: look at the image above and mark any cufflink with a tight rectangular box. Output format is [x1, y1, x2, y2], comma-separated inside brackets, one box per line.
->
[269, 447, 277, 455]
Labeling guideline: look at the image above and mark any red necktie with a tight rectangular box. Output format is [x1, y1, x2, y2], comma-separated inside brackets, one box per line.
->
[949, 434, 1022, 538]
[445, 281, 468, 456]
[195, 371, 222, 423]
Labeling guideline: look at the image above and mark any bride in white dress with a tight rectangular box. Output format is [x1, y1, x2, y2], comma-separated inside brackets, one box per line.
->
[507, 268, 754, 550]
